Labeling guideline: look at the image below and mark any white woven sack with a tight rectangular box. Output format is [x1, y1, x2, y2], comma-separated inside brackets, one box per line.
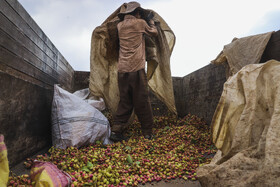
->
[73, 88, 106, 111]
[52, 85, 111, 149]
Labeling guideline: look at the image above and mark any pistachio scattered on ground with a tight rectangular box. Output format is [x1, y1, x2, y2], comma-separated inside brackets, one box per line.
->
[8, 114, 217, 187]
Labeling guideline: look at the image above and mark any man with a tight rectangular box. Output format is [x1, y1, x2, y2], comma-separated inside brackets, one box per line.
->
[110, 1, 158, 142]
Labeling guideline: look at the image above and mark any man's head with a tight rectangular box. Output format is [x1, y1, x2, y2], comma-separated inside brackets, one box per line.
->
[130, 8, 141, 18]
[118, 1, 144, 20]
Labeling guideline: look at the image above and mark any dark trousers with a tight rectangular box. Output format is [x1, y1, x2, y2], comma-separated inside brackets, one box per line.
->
[112, 69, 154, 135]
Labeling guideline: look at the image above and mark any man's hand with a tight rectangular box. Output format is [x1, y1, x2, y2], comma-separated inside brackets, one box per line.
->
[149, 19, 155, 26]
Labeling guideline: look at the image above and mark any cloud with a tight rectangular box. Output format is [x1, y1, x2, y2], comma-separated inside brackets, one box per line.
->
[249, 9, 280, 34]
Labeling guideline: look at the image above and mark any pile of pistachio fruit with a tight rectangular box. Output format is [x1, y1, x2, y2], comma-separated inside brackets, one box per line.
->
[8, 114, 217, 187]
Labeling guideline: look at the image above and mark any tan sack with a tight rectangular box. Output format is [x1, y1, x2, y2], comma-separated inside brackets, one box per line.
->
[197, 60, 280, 187]
[212, 32, 273, 78]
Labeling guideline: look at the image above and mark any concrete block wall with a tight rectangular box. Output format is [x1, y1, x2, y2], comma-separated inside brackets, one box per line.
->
[179, 64, 226, 124]
[150, 64, 226, 125]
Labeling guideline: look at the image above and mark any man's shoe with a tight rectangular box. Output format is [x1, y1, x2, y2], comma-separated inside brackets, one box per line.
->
[110, 132, 128, 142]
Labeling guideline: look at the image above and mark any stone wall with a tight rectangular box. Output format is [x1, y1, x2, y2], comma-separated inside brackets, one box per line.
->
[0, 0, 74, 166]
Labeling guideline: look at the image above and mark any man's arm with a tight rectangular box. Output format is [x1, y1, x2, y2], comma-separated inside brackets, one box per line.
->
[144, 19, 158, 37]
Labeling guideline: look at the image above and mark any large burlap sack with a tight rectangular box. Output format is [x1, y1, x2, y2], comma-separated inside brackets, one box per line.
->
[89, 3, 176, 120]
[51, 85, 111, 149]
[197, 60, 280, 187]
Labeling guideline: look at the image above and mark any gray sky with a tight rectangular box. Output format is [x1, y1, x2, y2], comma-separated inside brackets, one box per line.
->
[18, 0, 280, 77]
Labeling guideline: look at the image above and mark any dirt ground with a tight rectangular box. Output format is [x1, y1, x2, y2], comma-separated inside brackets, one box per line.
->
[10, 147, 202, 187]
